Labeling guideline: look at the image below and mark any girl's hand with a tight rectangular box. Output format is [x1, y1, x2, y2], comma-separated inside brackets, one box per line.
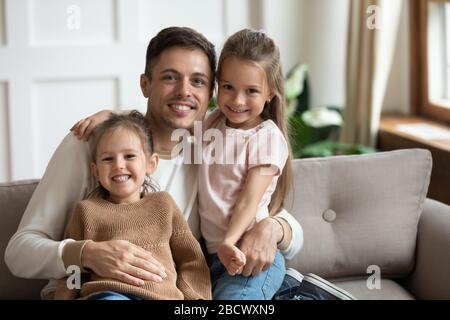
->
[82, 240, 168, 286]
[217, 242, 246, 276]
[70, 109, 112, 141]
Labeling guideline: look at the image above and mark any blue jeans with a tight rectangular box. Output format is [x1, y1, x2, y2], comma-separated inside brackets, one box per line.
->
[209, 249, 285, 300]
[87, 291, 143, 300]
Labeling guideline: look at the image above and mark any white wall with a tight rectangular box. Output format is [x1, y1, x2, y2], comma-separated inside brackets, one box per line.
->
[262, 0, 304, 74]
[297, 0, 349, 109]
[263, 0, 349, 109]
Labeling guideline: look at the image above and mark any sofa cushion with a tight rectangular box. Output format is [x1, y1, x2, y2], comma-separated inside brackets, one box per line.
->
[331, 278, 415, 300]
[285, 149, 432, 279]
[0, 180, 47, 299]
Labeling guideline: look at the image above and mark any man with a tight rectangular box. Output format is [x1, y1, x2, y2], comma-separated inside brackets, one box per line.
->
[5, 27, 303, 299]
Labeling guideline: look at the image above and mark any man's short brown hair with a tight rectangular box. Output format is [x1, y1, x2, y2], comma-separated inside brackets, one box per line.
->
[144, 27, 217, 90]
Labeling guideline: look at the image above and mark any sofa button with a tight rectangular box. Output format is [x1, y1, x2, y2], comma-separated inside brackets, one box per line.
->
[323, 209, 336, 222]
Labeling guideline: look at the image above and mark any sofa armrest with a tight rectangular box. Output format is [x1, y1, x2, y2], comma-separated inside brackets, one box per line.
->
[404, 198, 450, 299]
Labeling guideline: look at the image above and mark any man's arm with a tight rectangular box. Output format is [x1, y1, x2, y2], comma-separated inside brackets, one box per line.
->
[274, 209, 304, 260]
[238, 208, 303, 277]
[5, 133, 93, 279]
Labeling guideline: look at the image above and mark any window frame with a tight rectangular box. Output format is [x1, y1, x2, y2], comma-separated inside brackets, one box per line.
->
[413, 0, 450, 124]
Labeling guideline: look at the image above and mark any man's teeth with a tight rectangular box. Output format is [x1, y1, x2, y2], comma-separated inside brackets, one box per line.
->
[172, 105, 191, 111]
[112, 175, 130, 182]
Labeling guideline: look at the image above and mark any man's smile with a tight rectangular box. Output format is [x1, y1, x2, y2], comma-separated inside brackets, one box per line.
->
[168, 100, 197, 116]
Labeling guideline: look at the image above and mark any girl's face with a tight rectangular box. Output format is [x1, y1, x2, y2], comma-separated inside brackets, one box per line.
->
[217, 57, 272, 129]
[91, 127, 158, 204]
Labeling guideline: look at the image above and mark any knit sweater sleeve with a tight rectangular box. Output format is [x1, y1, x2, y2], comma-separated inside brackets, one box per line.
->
[53, 204, 86, 300]
[166, 195, 212, 300]
[63, 204, 85, 245]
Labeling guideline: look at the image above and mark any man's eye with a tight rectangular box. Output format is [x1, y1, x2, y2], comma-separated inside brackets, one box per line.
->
[192, 78, 206, 87]
[102, 157, 113, 162]
[162, 74, 177, 81]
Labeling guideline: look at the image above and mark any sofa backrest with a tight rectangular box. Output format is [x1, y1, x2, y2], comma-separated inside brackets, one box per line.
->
[285, 149, 432, 279]
[0, 180, 47, 299]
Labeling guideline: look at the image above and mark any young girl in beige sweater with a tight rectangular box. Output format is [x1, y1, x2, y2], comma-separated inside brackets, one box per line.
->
[54, 111, 211, 300]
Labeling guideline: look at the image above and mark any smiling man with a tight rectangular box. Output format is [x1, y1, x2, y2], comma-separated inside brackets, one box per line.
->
[140, 45, 212, 154]
[5, 27, 303, 300]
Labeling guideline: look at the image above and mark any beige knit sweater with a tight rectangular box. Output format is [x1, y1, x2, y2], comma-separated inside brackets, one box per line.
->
[54, 192, 211, 300]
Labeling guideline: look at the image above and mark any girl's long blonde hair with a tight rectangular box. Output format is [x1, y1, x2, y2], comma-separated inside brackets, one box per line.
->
[218, 29, 293, 215]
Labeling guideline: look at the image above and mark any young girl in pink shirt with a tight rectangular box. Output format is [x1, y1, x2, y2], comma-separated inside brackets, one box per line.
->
[198, 29, 293, 300]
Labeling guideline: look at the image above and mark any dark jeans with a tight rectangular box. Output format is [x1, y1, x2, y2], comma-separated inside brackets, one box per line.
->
[273, 272, 315, 300]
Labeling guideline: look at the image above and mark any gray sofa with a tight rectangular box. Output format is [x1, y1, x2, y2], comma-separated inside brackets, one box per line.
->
[1, 149, 449, 299]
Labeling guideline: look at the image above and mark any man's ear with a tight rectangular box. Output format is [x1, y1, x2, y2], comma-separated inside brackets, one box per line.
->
[140, 73, 151, 98]
[91, 162, 99, 181]
[147, 153, 160, 175]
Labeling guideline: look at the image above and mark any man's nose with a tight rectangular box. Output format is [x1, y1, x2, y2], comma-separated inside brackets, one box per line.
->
[176, 78, 192, 98]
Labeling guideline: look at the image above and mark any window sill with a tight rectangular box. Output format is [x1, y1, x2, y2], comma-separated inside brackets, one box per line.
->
[378, 114, 450, 205]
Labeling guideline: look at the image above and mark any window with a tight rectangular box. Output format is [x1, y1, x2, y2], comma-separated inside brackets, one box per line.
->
[414, 0, 450, 123]
[445, 3, 450, 98]
[428, 2, 450, 105]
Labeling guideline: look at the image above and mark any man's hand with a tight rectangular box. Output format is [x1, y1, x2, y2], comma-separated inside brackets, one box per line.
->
[82, 240, 167, 286]
[237, 217, 283, 277]
[70, 109, 112, 141]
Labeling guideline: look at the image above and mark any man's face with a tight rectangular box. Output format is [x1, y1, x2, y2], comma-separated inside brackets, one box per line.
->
[141, 47, 212, 130]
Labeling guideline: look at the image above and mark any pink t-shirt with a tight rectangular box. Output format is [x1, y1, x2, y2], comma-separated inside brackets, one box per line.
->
[198, 109, 289, 254]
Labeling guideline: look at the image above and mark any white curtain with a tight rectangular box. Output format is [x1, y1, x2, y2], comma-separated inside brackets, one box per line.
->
[340, 0, 404, 147]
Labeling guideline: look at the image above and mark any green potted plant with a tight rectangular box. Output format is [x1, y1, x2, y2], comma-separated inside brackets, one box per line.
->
[285, 64, 376, 158]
